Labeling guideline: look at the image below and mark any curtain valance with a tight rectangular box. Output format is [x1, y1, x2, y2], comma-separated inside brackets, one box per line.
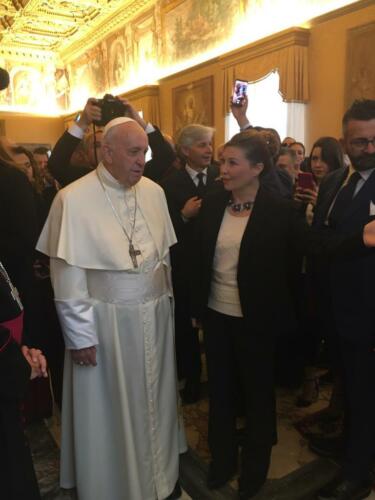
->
[221, 28, 310, 115]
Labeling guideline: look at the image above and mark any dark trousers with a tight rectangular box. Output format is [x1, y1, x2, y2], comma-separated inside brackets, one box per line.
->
[340, 337, 375, 480]
[0, 403, 41, 500]
[174, 285, 201, 386]
[203, 308, 276, 486]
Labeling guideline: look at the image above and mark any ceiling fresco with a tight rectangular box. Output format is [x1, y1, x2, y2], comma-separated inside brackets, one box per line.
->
[0, 0, 152, 61]
[0, 0, 362, 115]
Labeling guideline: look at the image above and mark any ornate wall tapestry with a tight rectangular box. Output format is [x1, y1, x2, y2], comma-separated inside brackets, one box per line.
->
[345, 21, 375, 107]
[161, 0, 239, 65]
[172, 76, 214, 137]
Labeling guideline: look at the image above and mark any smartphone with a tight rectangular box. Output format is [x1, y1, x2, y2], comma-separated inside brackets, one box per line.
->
[297, 172, 315, 190]
[231, 79, 248, 106]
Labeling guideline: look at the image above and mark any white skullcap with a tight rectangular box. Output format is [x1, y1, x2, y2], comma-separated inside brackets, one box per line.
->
[103, 117, 136, 138]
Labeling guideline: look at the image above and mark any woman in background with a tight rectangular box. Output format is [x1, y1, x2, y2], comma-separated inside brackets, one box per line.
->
[294, 136, 345, 407]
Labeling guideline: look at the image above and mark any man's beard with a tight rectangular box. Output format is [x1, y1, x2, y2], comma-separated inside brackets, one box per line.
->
[350, 153, 375, 171]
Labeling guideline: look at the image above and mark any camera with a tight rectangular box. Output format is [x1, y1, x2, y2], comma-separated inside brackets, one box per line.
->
[93, 94, 127, 126]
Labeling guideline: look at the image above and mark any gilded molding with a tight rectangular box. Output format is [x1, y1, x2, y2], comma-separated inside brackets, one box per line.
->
[0, 0, 153, 62]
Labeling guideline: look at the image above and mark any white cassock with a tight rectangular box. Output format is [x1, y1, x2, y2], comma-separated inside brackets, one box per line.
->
[37, 164, 187, 500]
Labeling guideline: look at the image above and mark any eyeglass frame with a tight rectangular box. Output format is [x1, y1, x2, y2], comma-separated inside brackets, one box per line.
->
[349, 137, 375, 150]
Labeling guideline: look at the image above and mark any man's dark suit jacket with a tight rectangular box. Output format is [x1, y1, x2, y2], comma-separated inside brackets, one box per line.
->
[161, 164, 222, 286]
[313, 167, 375, 346]
[48, 126, 176, 187]
[191, 187, 305, 336]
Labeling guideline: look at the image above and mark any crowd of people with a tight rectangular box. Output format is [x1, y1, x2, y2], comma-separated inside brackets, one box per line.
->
[0, 88, 374, 500]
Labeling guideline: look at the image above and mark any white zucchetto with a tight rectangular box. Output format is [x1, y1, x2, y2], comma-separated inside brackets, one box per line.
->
[103, 117, 136, 138]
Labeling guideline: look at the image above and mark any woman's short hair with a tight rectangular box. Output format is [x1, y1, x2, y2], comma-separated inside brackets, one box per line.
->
[224, 132, 273, 176]
[309, 136, 344, 172]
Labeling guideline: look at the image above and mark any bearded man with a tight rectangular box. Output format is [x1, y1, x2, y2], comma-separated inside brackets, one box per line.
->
[312, 99, 375, 500]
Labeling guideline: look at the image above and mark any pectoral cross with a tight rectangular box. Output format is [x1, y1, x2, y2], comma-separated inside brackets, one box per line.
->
[129, 242, 141, 268]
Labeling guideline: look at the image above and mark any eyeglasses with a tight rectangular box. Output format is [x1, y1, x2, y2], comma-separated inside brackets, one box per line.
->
[350, 137, 375, 149]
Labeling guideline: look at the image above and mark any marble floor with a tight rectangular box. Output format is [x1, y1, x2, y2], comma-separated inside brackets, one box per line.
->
[182, 380, 375, 499]
[30, 377, 375, 499]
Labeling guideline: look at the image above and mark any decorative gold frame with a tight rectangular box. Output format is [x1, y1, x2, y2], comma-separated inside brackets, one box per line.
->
[172, 76, 214, 138]
[345, 21, 375, 107]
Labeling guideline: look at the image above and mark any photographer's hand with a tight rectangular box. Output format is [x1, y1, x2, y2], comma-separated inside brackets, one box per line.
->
[118, 98, 147, 129]
[230, 95, 251, 129]
[77, 98, 102, 130]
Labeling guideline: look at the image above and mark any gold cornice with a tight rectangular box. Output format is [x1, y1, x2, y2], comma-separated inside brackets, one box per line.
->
[159, 27, 310, 82]
[0, 45, 55, 62]
[218, 27, 310, 68]
[1, 0, 148, 62]
[119, 84, 159, 100]
[305, 0, 373, 27]
[60, 0, 154, 64]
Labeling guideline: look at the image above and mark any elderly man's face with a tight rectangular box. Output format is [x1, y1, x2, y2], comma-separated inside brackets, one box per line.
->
[103, 123, 148, 187]
[343, 118, 375, 171]
[182, 135, 213, 171]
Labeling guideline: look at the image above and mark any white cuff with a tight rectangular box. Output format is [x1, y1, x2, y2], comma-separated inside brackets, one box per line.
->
[145, 123, 156, 134]
[240, 120, 251, 131]
[68, 123, 85, 139]
[55, 298, 98, 349]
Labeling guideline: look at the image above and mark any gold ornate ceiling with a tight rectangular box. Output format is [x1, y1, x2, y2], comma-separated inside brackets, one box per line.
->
[0, 0, 153, 62]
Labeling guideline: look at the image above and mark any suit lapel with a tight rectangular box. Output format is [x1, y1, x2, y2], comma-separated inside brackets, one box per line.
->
[315, 168, 347, 225]
[204, 190, 229, 259]
[341, 169, 375, 222]
[239, 188, 275, 258]
[180, 167, 198, 193]
[206, 164, 220, 186]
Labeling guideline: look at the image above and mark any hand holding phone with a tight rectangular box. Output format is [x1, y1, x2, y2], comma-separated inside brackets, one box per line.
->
[231, 79, 248, 107]
[297, 172, 315, 191]
[295, 172, 318, 205]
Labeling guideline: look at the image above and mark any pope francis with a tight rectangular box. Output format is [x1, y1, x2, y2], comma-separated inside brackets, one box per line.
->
[37, 117, 186, 500]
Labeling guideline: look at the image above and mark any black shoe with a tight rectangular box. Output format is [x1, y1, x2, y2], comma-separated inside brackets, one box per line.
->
[309, 434, 344, 459]
[238, 478, 267, 499]
[181, 382, 200, 405]
[316, 475, 373, 499]
[164, 481, 182, 500]
[236, 427, 246, 448]
[207, 463, 236, 489]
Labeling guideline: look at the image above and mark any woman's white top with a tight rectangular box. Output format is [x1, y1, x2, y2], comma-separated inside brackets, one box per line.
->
[208, 209, 249, 318]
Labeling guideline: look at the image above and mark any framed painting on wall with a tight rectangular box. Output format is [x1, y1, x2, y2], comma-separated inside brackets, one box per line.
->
[345, 21, 375, 107]
[172, 76, 214, 138]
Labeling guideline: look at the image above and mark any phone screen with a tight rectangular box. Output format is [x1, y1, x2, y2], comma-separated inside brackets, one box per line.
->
[232, 79, 248, 106]
[297, 172, 315, 190]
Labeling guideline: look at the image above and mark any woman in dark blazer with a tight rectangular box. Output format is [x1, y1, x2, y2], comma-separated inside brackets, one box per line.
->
[192, 133, 306, 499]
